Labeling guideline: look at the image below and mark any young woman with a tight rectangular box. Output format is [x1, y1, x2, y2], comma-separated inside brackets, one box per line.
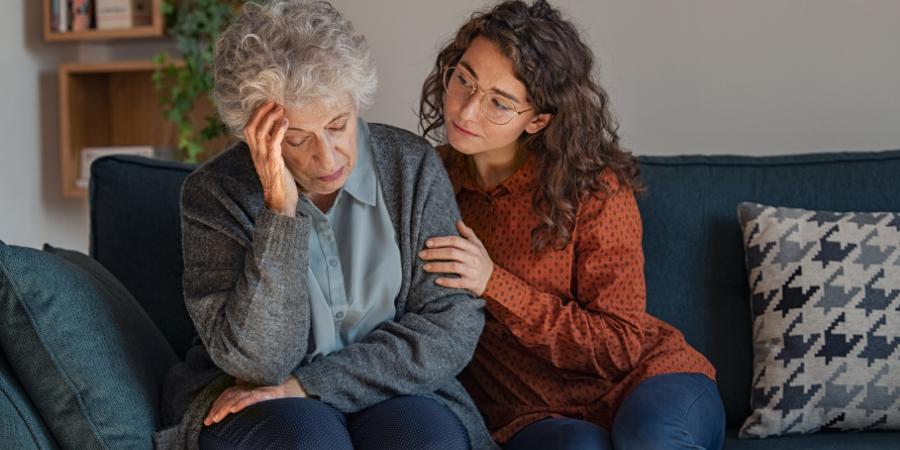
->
[418, 1, 726, 449]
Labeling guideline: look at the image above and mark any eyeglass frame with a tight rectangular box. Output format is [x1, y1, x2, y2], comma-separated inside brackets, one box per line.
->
[442, 65, 536, 125]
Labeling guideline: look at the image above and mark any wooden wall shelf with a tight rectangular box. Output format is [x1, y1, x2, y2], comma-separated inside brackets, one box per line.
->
[43, 0, 165, 42]
[59, 60, 230, 197]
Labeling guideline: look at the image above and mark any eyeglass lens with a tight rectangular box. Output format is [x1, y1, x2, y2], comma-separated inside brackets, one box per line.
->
[444, 67, 517, 125]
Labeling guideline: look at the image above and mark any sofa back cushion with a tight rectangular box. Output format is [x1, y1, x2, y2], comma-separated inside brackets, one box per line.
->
[0, 242, 179, 449]
[635, 149, 900, 428]
[90, 155, 199, 359]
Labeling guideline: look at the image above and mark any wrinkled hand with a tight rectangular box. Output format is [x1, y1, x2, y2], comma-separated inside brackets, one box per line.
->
[244, 100, 298, 216]
[204, 375, 308, 426]
[419, 221, 493, 296]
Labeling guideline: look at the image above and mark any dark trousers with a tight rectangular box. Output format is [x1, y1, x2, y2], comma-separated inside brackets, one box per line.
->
[505, 373, 726, 450]
[198, 395, 470, 450]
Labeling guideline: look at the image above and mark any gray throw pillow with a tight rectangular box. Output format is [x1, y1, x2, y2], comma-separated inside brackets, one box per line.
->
[0, 241, 179, 449]
[736, 203, 900, 438]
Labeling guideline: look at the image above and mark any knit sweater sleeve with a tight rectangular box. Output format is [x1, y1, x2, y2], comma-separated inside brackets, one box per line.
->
[180, 146, 313, 387]
[292, 137, 486, 413]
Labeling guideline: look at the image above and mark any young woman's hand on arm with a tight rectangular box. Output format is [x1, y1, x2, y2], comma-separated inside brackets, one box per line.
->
[421, 185, 647, 380]
[419, 221, 494, 296]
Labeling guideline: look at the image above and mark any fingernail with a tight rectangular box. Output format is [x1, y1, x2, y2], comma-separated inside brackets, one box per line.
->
[419, 251, 426, 257]
[424, 264, 431, 270]
[426, 240, 433, 247]
[213, 415, 218, 421]
[436, 279, 443, 285]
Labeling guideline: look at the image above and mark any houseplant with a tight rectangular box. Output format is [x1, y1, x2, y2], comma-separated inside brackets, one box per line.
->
[153, 0, 260, 163]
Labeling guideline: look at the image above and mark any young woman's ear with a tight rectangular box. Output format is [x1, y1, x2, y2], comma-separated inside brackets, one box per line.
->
[525, 112, 553, 134]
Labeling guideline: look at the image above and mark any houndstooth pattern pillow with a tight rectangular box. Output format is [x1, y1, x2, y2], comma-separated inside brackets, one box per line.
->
[737, 202, 900, 438]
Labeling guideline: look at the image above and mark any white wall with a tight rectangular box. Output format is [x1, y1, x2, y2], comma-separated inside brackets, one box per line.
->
[2, 0, 85, 252]
[3, 0, 899, 252]
[340, 0, 900, 155]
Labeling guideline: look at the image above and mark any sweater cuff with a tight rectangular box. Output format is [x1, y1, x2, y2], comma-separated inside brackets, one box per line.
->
[291, 366, 326, 402]
[252, 207, 310, 261]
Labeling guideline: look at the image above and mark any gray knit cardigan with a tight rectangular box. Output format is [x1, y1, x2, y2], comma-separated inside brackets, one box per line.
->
[153, 123, 498, 450]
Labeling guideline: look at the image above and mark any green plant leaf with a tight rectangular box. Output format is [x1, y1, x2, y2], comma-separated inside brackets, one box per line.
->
[153, 0, 249, 162]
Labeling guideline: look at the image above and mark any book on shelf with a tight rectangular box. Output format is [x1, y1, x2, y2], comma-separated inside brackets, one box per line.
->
[96, 0, 152, 30]
[57, 0, 69, 32]
[51, 0, 59, 32]
[77, 146, 155, 189]
[71, 0, 93, 32]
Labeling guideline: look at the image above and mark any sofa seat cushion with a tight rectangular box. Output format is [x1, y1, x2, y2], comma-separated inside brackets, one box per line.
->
[0, 242, 179, 449]
[722, 428, 900, 449]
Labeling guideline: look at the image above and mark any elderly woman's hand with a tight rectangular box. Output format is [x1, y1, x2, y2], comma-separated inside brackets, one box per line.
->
[204, 375, 309, 426]
[244, 100, 299, 216]
[420, 221, 494, 297]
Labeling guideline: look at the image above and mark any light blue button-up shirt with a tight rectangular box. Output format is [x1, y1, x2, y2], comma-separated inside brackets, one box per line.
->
[296, 118, 402, 363]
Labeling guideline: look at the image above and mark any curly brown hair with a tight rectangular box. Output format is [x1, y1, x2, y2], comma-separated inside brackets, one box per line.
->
[419, 0, 644, 252]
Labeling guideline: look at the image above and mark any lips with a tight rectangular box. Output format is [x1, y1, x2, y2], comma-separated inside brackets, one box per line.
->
[452, 121, 477, 137]
[318, 166, 344, 182]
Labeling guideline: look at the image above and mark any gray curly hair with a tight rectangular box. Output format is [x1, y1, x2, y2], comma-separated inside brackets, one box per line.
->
[212, 0, 377, 139]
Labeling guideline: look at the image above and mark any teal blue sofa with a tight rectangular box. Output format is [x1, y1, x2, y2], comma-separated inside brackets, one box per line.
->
[2, 149, 899, 449]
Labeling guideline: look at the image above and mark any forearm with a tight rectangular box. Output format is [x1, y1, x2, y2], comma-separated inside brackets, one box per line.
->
[184, 207, 313, 386]
[292, 291, 484, 411]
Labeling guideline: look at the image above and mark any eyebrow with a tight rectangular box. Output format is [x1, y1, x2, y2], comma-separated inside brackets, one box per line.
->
[459, 61, 523, 104]
[287, 112, 351, 132]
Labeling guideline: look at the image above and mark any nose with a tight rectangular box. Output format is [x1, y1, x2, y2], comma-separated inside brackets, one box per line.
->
[310, 135, 339, 171]
[459, 93, 482, 122]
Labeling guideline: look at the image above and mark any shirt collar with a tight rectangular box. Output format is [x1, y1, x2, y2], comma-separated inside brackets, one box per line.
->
[440, 144, 537, 198]
[339, 117, 377, 207]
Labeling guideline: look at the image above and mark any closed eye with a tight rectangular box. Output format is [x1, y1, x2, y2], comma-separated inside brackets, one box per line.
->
[287, 137, 308, 148]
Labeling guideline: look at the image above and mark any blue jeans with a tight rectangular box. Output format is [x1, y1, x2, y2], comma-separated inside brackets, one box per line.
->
[504, 373, 726, 450]
[198, 395, 470, 450]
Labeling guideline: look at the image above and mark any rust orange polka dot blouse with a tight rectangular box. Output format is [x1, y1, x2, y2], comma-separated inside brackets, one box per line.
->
[439, 146, 716, 443]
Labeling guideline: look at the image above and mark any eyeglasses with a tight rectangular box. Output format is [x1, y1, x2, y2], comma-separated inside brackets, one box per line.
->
[443, 65, 534, 125]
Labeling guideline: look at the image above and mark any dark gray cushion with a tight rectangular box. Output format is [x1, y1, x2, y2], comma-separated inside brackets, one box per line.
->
[636, 149, 900, 429]
[0, 241, 179, 449]
[89, 155, 199, 358]
[0, 349, 59, 450]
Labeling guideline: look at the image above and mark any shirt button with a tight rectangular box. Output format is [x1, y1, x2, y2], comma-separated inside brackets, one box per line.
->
[486, 197, 492, 204]
[328, 258, 338, 266]
[536, 366, 543, 374]
[335, 312, 344, 318]
[501, 333, 509, 340]
[577, 413, 585, 420]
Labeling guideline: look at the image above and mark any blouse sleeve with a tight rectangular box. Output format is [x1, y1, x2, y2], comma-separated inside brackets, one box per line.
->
[480, 180, 646, 380]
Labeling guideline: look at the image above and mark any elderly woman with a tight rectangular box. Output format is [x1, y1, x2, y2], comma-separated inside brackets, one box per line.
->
[152, 2, 496, 450]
